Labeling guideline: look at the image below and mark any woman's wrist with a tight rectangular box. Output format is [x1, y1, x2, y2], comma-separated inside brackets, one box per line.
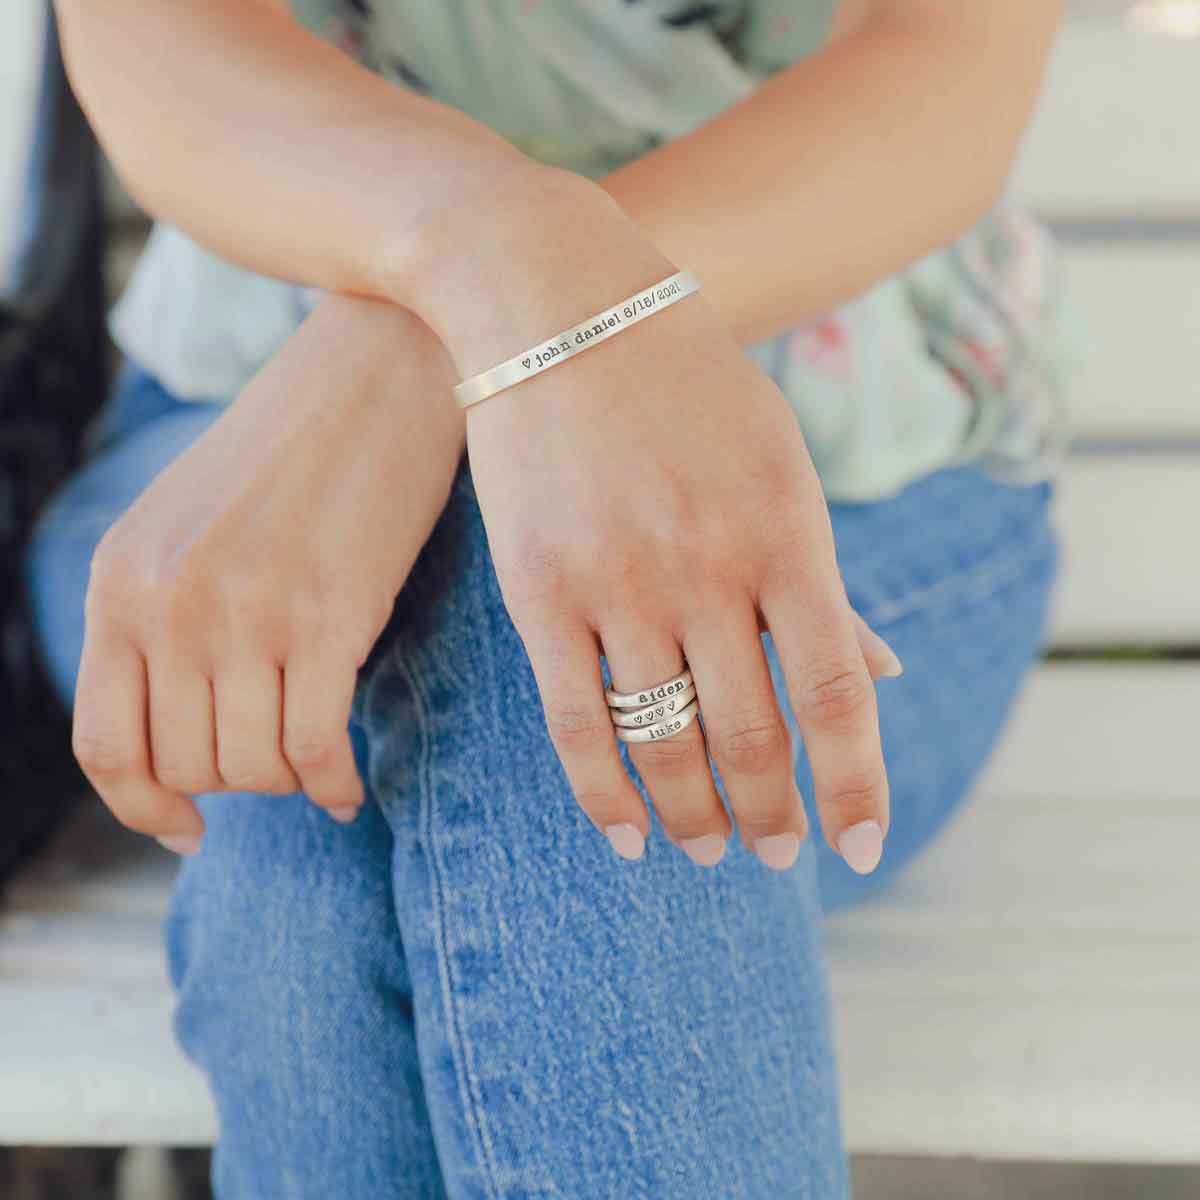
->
[381, 164, 681, 384]
[234, 291, 466, 451]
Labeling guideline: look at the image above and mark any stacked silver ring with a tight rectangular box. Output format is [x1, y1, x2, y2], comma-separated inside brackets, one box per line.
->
[606, 667, 700, 744]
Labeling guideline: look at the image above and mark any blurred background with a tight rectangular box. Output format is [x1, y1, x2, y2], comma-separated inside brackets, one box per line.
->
[1, 1, 1196, 1197]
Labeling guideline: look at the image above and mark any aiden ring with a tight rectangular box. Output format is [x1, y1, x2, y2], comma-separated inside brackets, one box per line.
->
[605, 667, 693, 710]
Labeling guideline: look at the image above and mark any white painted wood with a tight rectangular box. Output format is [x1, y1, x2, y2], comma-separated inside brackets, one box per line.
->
[1060, 246, 1200, 438]
[829, 668, 1200, 1162]
[1049, 458, 1200, 644]
[1014, 26, 1200, 214]
[0, 0, 44, 292]
[0, 982, 217, 1145]
[0, 805, 218, 1146]
[977, 664, 1200, 802]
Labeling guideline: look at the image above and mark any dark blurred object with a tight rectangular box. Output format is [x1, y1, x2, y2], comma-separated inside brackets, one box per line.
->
[0, 4, 109, 887]
[0, 1147, 120, 1200]
[171, 1148, 215, 1200]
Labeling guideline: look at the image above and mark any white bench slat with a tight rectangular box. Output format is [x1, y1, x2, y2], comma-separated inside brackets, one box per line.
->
[1014, 26, 1200, 214]
[1050, 457, 1200, 644]
[977, 663, 1199, 802]
[0, 909, 169, 984]
[0, 983, 216, 1146]
[1060, 246, 1200, 439]
[830, 671, 1200, 1162]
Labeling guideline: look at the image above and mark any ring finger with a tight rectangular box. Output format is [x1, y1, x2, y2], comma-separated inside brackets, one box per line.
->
[212, 653, 301, 795]
[602, 622, 730, 867]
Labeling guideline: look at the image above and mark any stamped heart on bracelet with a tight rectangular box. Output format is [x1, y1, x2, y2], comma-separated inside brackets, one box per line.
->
[522, 357, 531, 369]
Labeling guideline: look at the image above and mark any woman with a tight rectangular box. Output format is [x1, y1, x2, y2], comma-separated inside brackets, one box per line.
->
[29, 1, 1063, 1195]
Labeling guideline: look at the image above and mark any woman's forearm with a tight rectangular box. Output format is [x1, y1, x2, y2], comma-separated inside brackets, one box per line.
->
[600, 0, 1062, 345]
[53, 0, 529, 297]
[57, 0, 1058, 353]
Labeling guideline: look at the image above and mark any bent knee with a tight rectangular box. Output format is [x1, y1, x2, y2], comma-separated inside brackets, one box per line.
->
[164, 792, 402, 1053]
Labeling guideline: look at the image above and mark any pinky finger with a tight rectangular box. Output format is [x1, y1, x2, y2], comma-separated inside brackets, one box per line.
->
[853, 612, 903, 681]
[762, 609, 900, 680]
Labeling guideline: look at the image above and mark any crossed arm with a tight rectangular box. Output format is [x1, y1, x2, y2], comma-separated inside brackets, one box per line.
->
[55, 0, 1061, 869]
[56, 0, 1060, 347]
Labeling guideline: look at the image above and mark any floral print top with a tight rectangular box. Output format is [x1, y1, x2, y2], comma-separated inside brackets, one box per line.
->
[109, 0, 1069, 499]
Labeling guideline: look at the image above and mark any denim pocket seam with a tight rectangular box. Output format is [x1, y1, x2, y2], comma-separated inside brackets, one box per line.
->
[398, 650, 505, 1200]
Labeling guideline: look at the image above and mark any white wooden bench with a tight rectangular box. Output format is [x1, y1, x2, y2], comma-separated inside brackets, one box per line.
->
[2, 13, 1198, 1159]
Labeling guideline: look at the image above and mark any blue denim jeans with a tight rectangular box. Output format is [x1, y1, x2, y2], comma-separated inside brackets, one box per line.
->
[25, 361, 1057, 1198]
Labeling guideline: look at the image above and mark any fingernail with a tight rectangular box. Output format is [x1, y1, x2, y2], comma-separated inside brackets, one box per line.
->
[837, 820, 884, 874]
[157, 835, 203, 856]
[605, 823, 646, 861]
[878, 647, 903, 678]
[754, 831, 800, 870]
[864, 626, 904, 677]
[680, 833, 726, 867]
[328, 806, 360, 824]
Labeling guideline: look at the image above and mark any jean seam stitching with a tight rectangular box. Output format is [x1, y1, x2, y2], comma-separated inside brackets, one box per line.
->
[400, 651, 503, 1200]
[857, 523, 1057, 628]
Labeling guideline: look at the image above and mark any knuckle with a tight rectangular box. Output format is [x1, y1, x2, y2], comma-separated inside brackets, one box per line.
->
[760, 457, 809, 512]
[152, 758, 211, 794]
[572, 787, 632, 827]
[290, 557, 338, 614]
[219, 568, 275, 629]
[682, 535, 739, 593]
[497, 534, 570, 603]
[761, 534, 816, 594]
[578, 530, 654, 609]
[544, 704, 611, 753]
[665, 505, 736, 577]
[289, 562, 353, 634]
[84, 543, 132, 616]
[283, 730, 340, 771]
[293, 597, 383, 669]
[632, 727, 704, 778]
[71, 729, 138, 779]
[712, 715, 789, 774]
[825, 771, 887, 816]
[799, 664, 873, 730]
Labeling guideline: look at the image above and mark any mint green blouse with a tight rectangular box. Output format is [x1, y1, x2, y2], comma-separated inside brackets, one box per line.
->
[108, 0, 1068, 500]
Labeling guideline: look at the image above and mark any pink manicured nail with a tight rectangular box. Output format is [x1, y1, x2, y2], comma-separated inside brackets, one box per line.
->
[605, 824, 646, 861]
[328, 806, 360, 824]
[876, 646, 903, 678]
[863, 626, 903, 677]
[837, 820, 884, 874]
[157, 835, 203, 856]
[859, 614, 902, 681]
[680, 834, 726, 867]
[754, 832, 800, 870]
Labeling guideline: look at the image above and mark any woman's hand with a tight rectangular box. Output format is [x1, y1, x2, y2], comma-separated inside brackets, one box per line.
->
[407, 170, 899, 873]
[71, 295, 464, 852]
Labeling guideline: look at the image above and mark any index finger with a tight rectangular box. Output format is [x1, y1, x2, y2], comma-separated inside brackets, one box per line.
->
[72, 622, 205, 848]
